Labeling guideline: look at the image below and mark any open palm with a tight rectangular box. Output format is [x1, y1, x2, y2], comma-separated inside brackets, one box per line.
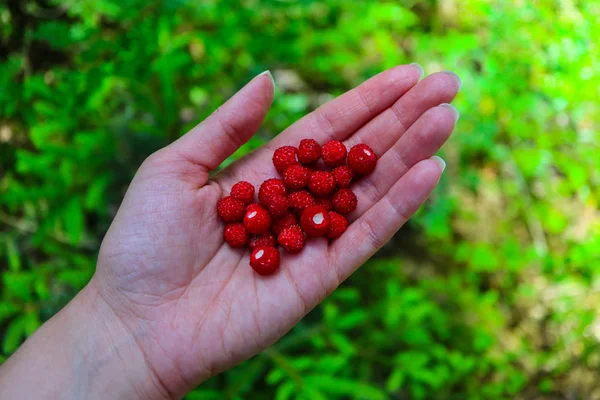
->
[93, 66, 460, 398]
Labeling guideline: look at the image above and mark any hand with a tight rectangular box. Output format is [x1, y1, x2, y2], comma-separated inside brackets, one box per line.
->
[0, 66, 460, 400]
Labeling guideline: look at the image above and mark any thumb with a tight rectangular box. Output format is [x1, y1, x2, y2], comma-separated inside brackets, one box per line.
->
[167, 71, 275, 172]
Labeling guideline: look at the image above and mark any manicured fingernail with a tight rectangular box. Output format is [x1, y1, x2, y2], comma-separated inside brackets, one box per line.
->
[443, 70, 462, 90]
[410, 62, 424, 79]
[258, 70, 276, 87]
[440, 103, 460, 122]
[431, 156, 446, 172]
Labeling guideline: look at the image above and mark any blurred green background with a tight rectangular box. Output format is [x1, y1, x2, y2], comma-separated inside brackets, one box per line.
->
[1, 0, 599, 398]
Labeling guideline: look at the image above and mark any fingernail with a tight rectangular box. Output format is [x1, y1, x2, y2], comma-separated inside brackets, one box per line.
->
[443, 70, 462, 90]
[409, 62, 425, 79]
[440, 103, 460, 122]
[258, 70, 276, 87]
[431, 156, 446, 172]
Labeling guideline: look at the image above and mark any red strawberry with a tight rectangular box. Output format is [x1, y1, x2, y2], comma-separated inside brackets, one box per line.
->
[308, 171, 336, 197]
[298, 139, 321, 164]
[273, 212, 298, 235]
[273, 146, 299, 173]
[348, 144, 377, 175]
[243, 204, 272, 234]
[327, 212, 348, 239]
[249, 233, 277, 250]
[230, 181, 255, 204]
[332, 165, 354, 188]
[283, 164, 310, 190]
[321, 140, 347, 166]
[288, 190, 316, 215]
[332, 188, 357, 215]
[258, 178, 287, 208]
[267, 194, 289, 218]
[314, 197, 332, 211]
[224, 223, 249, 248]
[300, 205, 331, 237]
[217, 196, 246, 222]
[277, 225, 305, 253]
[250, 246, 280, 275]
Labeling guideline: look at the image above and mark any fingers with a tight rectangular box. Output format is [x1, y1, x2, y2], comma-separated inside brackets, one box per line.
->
[167, 71, 275, 172]
[330, 158, 445, 280]
[270, 64, 424, 147]
[344, 71, 461, 155]
[216, 64, 424, 189]
[351, 103, 458, 217]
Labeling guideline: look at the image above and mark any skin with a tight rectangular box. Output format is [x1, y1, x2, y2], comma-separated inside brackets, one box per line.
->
[0, 65, 460, 399]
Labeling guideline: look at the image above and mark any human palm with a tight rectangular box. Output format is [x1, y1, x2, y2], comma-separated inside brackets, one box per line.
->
[92, 66, 460, 397]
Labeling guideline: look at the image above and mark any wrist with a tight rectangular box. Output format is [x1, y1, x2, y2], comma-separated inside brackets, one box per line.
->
[0, 278, 171, 400]
[74, 279, 173, 400]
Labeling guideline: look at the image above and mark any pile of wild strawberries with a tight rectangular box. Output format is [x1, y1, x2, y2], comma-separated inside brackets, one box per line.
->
[217, 139, 377, 275]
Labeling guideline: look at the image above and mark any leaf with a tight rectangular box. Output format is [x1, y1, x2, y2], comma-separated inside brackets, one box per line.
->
[63, 197, 85, 244]
[386, 368, 405, 392]
[304, 375, 387, 400]
[5, 238, 21, 271]
[3, 272, 34, 302]
[275, 381, 296, 400]
[3, 316, 27, 353]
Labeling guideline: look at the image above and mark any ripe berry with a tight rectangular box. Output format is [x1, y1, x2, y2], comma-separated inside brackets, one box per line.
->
[250, 246, 280, 275]
[278, 225, 305, 253]
[273, 212, 298, 235]
[300, 205, 331, 237]
[288, 190, 316, 215]
[348, 144, 377, 175]
[283, 164, 310, 190]
[327, 212, 348, 239]
[314, 197, 332, 211]
[332, 188, 358, 215]
[333, 165, 354, 188]
[258, 178, 287, 208]
[321, 140, 347, 166]
[249, 233, 277, 250]
[230, 181, 255, 204]
[243, 204, 272, 234]
[217, 196, 246, 222]
[308, 171, 336, 197]
[298, 139, 321, 164]
[273, 146, 299, 173]
[224, 223, 249, 248]
[267, 194, 289, 218]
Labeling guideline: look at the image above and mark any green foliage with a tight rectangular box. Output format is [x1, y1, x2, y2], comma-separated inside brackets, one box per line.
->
[1, 0, 599, 398]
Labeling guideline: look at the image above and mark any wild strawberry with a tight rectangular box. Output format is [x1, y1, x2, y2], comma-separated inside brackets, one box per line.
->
[288, 190, 315, 215]
[224, 223, 249, 248]
[217, 196, 246, 222]
[314, 197, 332, 211]
[308, 171, 336, 197]
[243, 204, 272, 234]
[321, 140, 347, 166]
[332, 188, 357, 215]
[230, 181, 255, 204]
[273, 146, 299, 173]
[250, 246, 280, 275]
[249, 233, 277, 250]
[258, 178, 287, 208]
[273, 212, 297, 235]
[333, 165, 354, 188]
[298, 139, 321, 164]
[267, 194, 289, 218]
[278, 225, 305, 253]
[283, 164, 310, 190]
[348, 144, 377, 175]
[300, 205, 331, 237]
[327, 212, 348, 239]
